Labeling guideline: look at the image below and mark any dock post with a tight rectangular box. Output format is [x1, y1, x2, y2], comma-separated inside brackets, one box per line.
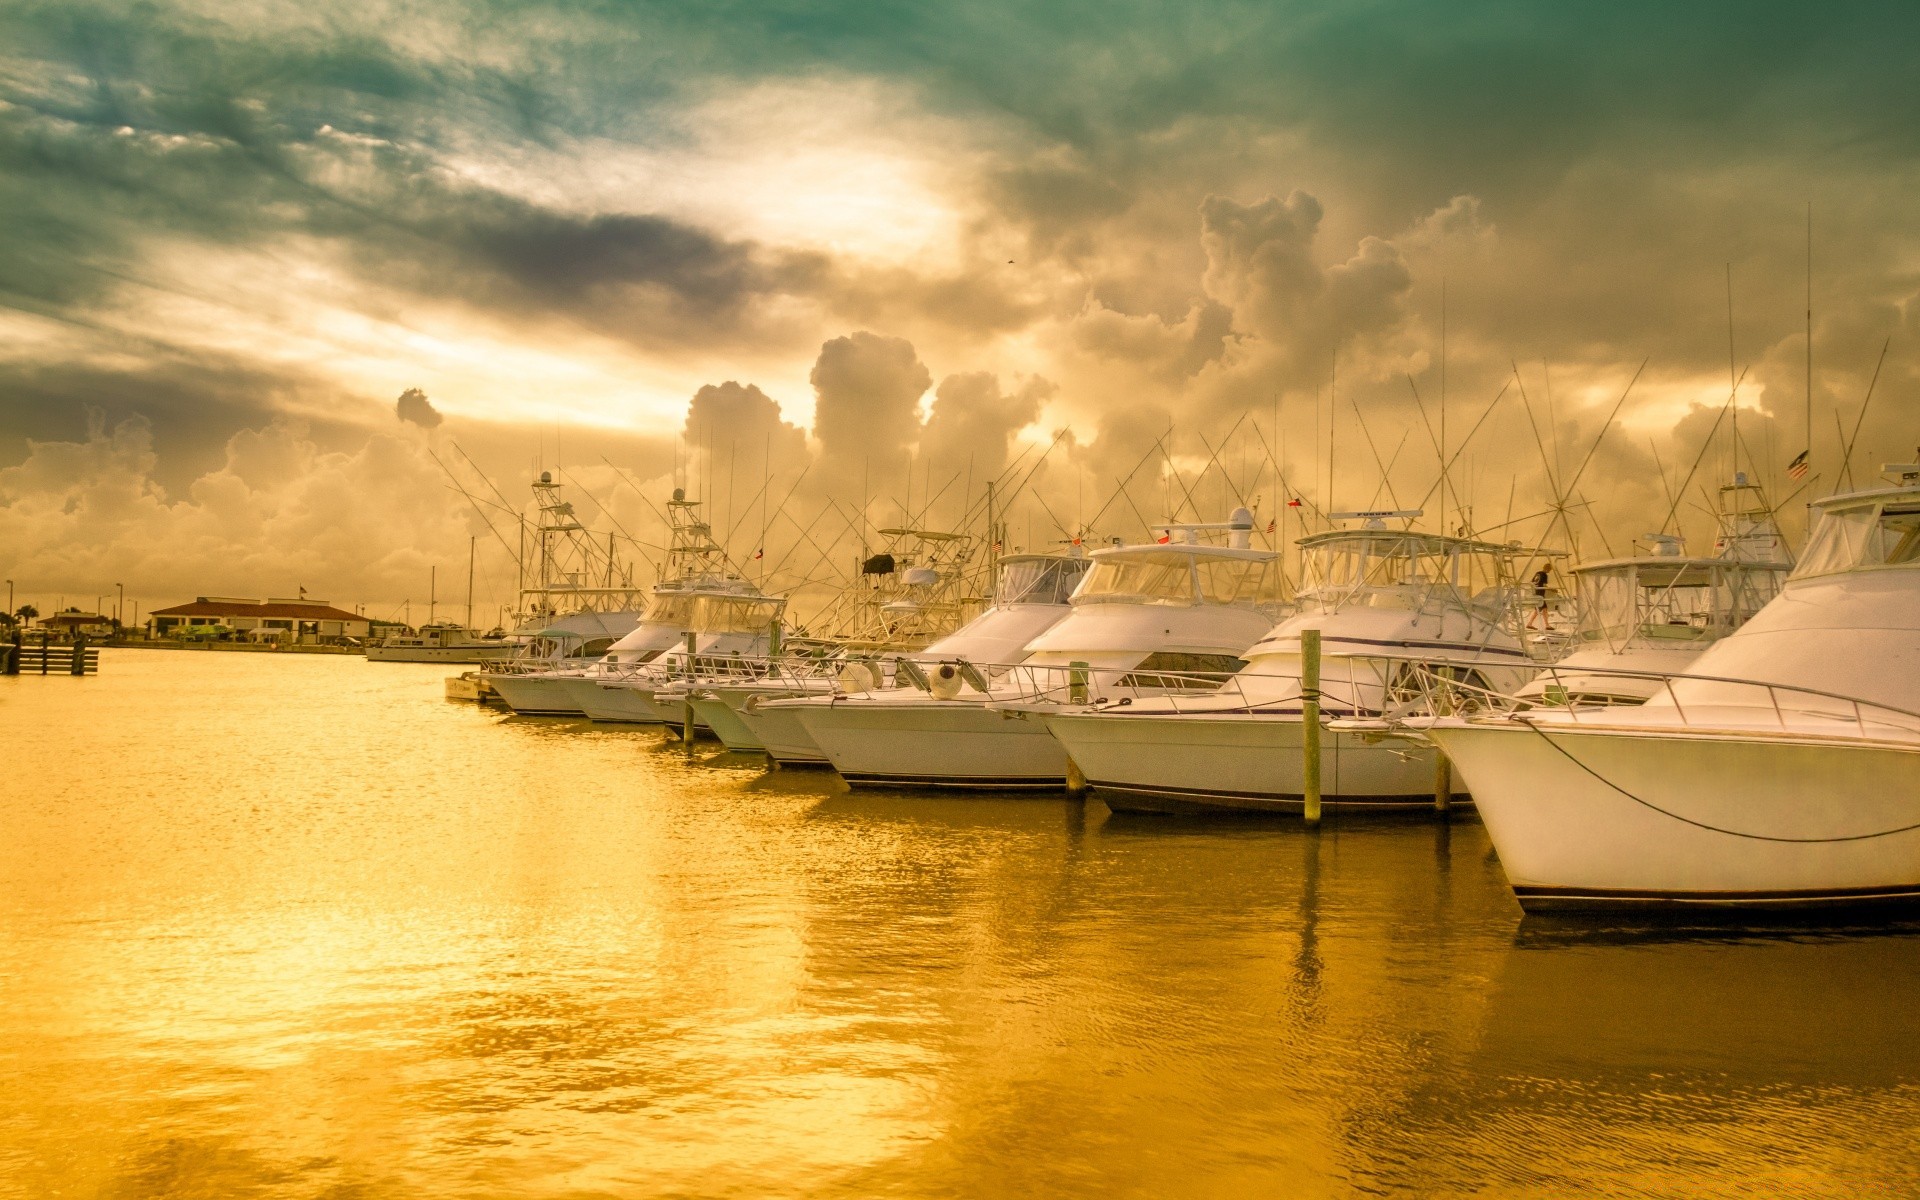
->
[1433, 665, 1454, 815]
[39, 631, 49, 675]
[3, 628, 18, 675]
[1301, 629, 1323, 826]
[70, 632, 87, 676]
[1065, 757, 1087, 797]
[1068, 660, 1089, 705]
[682, 631, 697, 744]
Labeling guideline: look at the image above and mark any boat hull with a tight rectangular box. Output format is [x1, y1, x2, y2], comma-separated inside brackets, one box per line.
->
[367, 644, 514, 664]
[578, 680, 666, 724]
[1044, 711, 1449, 813]
[1428, 720, 1920, 910]
[481, 672, 589, 716]
[734, 702, 831, 765]
[797, 702, 1069, 789]
[690, 696, 762, 750]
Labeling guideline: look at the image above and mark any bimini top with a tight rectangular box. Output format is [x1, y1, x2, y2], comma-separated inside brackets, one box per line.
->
[1789, 482, 1920, 581]
[1071, 541, 1277, 607]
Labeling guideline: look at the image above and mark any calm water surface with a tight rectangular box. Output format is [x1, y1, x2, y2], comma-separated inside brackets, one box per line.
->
[3, 650, 1918, 1198]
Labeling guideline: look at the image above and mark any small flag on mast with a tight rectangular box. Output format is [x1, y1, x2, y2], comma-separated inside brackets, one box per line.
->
[753, 547, 764, 560]
[1787, 449, 1809, 481]
[1265, 519, 1277, 534]
[1286, 497, 1303, 509]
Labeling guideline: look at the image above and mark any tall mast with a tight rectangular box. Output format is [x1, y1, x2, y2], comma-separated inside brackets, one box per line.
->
[466, 536, 475, 629]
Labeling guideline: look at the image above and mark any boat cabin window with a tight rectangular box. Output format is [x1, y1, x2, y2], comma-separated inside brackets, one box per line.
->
[1300, 535, 1512, 597]
[1119, 651, 1247, 690]
[996, 557, 1091, 605]
[1791, 502, 1920, 578]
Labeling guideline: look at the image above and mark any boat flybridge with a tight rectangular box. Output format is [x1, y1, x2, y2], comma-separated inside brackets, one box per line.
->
[1516, 475, 1792, 705]
[781, 509, 1284, 788]
[1415, 466, 1920, 910]
[1043, 512, 1553, 813]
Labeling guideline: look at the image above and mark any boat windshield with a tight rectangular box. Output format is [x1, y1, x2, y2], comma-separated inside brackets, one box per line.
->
[693, 595, 785, 634]
[1791, 501, 1920, 579]
[1073, 551, 1268, 606]
[1074, 555, 1197, 606]
[642, 592, 698, 626]
[996, 557, 1091, 605]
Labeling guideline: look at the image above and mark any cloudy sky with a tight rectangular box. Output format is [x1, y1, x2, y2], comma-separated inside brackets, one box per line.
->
[3, 0, 1917, 619]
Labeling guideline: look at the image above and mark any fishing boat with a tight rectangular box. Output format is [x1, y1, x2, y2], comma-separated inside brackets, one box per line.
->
[789, 511, 1282, 788]
[773, 552, 1091, 784]
[1044, 516, 1546, 813]
[1514, 475, 1790, 704]
[1416, 468, 1920, 910]
[473, 471, 649, 715]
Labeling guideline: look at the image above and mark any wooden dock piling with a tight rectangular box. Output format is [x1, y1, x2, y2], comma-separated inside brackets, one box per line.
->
[1301, 629, 1322, 826]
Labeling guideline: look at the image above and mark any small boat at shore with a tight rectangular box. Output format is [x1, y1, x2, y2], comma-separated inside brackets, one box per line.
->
[369, 623, 514, 663]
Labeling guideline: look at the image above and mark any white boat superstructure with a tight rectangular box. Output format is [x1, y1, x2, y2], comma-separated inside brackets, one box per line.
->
[772, 553, 1092, 785]
[1045, 521, 1550, 813]
[1516, 476, 1791, 705]
[1420, 470, 1920, 910]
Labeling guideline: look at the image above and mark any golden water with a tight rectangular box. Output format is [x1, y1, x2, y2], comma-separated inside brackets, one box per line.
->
[2, 650, 1917, 1197]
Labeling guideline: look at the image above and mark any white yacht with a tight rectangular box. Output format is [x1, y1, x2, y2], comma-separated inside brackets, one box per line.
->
[1044, 520, 1545, 813]
[1516, 476, 1791, 704]
[768, 553, 1091, 784]
[774, 513, 1283, 787]
[366, 623, 513, 663]
[480, 613, 642, 714]
[1418, 469, 1920, 910]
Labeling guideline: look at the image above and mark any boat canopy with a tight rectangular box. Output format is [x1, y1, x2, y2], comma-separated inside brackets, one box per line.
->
[693, 594, 786, 634]
[1571, 557, 1787, 649]
[1071, 544, 1275, 607]
[994, 554, 1091, 606]
[1790, 490, 1920, 580]
[1298, 529, 1546, 597]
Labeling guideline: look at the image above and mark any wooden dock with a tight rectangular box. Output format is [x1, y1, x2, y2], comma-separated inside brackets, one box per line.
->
[3, 644, 100, 675]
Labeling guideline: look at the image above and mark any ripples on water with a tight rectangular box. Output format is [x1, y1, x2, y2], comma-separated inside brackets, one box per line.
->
[2, 651, 1916, 1197]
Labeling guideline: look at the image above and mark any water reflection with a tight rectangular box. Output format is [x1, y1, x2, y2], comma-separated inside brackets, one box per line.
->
[1, 652, 1916, 1197]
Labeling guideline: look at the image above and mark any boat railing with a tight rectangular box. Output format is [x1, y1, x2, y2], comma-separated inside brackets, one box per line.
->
[1384, 660, 1920, 743]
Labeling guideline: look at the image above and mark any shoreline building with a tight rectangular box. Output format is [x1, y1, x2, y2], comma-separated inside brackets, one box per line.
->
[149, 597, 372, 644]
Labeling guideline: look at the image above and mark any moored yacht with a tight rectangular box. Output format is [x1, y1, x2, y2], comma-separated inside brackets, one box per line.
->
[1045, 518, 1547, 813]
[367, 622, 514, 663]
[777, 512, 1283, 787]
[774, 552, 1091, 785]
[585, 584, 786, 723]
[1418, 468, 1920, 910]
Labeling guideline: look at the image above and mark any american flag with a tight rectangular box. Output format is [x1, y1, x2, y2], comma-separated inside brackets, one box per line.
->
[753, 547, 764, 560]
[1265, 519, 1276, 534]
[1787, 450, 1809, 481]
[1286, 497, 1303, 509]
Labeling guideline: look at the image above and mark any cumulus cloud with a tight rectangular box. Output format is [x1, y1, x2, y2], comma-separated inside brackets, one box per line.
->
[809, 332, 933, 472]
[395, 388, 442, 429]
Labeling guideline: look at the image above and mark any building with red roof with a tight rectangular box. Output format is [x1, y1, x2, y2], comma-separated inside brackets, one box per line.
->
[149, 597, 371, 643]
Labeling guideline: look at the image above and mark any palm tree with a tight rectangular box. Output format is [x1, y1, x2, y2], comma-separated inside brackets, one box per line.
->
[13, 604, 38, 623]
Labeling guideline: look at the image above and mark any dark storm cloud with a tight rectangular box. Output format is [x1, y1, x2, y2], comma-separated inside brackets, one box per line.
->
[394, 388, 441, 429]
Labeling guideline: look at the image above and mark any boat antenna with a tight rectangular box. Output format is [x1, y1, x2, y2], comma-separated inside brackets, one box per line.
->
[1839, 337, 1892, 492]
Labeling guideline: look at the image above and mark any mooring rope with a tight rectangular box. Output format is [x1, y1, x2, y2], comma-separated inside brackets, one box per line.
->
[1517, 718, 1920, 844]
